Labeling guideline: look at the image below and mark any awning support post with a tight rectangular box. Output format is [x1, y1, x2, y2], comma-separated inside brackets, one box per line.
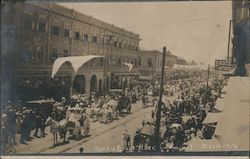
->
[70, 73, 76, 97]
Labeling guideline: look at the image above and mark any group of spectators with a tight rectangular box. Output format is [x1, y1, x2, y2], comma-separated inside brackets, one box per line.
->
[130, 76, 224, 152]
[2, 103, 49, 147]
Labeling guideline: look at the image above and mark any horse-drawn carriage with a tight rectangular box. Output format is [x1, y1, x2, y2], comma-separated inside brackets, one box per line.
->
[109, 89, 132, 113]
[117, 96, 132, 113]
[66, 106, 90, 140]
[97, 99, 119, 123]
[142, 96, 155, 108]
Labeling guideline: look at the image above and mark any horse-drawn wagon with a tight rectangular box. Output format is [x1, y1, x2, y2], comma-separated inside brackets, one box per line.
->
[117, 96, 132, 113]
[97, 99, 119, 123]
[109, 89, 132, 113]
[67, 106, 90, 140]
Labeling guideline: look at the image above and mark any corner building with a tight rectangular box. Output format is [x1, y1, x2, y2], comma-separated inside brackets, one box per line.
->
[1, 2, 140, 101]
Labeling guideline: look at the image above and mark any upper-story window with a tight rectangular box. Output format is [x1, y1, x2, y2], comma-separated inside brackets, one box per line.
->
[113, 41, 117, 47]
[100, 58, 104, 66]
[51, 48, 58, 63]
[106, 36, 112, 45]
[131, 45, 134, 50]
[75, 31, 80, 40]
[21, 46, 32, 63]
[83, 34, 88, 41]
[64, 29, 69, 38]
[63, 50, 69, 57]
[51, 25, 60, 36]
[93, 36, 97, 43]
[38, 22, 46, 33]
[36, 47, 44, 63]
[148, 58, 153, 67]
[119, 42, 122, 48]
[100, 37, 104, 45]
[24, 14, 32, 30]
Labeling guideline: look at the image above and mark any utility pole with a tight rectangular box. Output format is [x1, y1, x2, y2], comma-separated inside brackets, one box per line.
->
[227, 20, 232, 60]
[205, 64, 210, 110]
[153, 46, 166, 151]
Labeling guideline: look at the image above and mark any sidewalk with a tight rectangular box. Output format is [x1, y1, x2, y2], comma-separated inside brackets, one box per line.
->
[187, 76, 250, 152]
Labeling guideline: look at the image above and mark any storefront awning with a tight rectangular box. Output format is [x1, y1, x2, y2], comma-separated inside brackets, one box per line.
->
[51, 55, 103, 78]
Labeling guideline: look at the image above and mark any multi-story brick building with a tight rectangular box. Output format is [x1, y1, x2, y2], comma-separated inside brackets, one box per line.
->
[2, 2, 140, 101]
[137, 50, 178, 81]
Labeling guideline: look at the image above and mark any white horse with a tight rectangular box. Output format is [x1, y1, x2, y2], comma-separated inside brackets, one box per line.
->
[45, 117, 68, 146]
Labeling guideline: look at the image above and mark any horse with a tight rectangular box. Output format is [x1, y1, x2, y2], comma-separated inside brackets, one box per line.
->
[45, 117, 68, 147]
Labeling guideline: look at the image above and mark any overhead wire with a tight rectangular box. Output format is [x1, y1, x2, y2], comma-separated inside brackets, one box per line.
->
[126, 14, 231, 29]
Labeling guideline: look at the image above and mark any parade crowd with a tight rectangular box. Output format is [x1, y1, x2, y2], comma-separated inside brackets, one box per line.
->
[123, 76, 224, 152]
[1, 72, 225, 153]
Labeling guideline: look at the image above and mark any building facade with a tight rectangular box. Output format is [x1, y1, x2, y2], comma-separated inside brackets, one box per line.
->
[2, 2, 140, 101]
[137, 50, 178, 81]
[231, 0, 250, 76]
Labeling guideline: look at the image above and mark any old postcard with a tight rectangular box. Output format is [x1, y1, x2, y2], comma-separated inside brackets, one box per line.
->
[1, 0, 249, 157]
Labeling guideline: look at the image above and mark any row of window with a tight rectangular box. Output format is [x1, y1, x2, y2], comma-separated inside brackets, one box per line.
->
[20, 46, 70, 64]
[20, 46, 145, 68]
[23, 14, 138, 51]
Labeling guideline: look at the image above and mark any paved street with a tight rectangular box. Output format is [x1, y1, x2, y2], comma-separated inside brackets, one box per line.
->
[14, 95, 177, 154]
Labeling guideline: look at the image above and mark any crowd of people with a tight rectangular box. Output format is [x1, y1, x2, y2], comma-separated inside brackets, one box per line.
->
[129, 75, 224, 152]
[1, 71, 225, 154]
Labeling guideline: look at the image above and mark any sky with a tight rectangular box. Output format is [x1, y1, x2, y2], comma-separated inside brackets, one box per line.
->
[59, 1, 232, 65]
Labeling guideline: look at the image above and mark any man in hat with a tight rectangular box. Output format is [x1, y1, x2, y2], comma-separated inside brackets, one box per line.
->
[121, 129, 130, 152]
[34, 110, 42, 138]
[133, 129, 142, 152]
[20, 110, 29, 144]
[6, 106, 16, 145]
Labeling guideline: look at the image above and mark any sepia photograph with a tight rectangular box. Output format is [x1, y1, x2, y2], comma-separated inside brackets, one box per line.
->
[1, 0, 249, 157]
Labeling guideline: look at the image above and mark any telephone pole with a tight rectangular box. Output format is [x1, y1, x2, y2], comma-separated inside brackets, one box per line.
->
[227, 20, 232, 60]
[153, 46, 166, 151]
[205, 64, 210, 106]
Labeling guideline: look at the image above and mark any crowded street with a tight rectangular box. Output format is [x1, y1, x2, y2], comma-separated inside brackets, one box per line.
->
[1, 0, 249, 157]
[2, 71, 227, 154]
